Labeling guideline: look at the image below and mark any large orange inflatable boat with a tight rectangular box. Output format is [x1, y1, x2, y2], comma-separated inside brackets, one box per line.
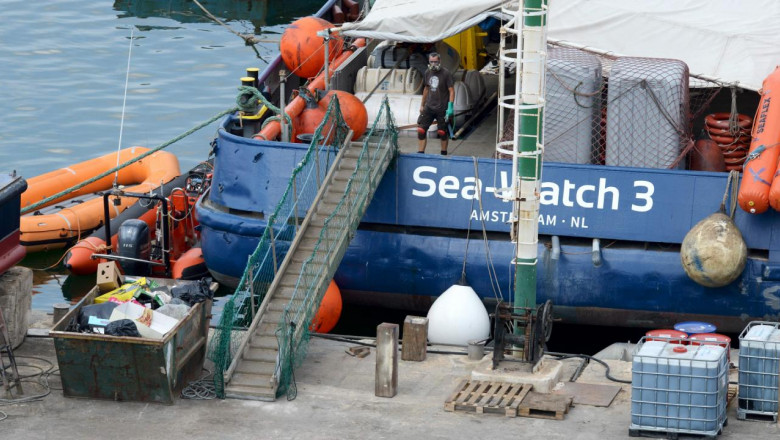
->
[21, 147, 180, 251]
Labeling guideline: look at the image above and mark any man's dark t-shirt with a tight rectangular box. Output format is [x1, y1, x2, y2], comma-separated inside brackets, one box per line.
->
[423, 68, 453, 114]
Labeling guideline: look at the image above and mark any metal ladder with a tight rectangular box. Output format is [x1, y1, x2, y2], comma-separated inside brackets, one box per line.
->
[0, 307, 23, 398]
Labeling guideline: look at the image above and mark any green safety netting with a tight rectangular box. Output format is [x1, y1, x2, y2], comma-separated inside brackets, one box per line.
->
[209, 96, 398, 399]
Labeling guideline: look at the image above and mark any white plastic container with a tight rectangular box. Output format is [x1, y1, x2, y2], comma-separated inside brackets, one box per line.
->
[545, 47, 602, 164]
[454, 70, 486, 106]
[355, 83, 472, 135]
[354, 67, 423, 95]
[606, 57, 689, 168]
[631, 338, 728, 436]
[369, 41, 459, 75]
[738, 321, 780, 420]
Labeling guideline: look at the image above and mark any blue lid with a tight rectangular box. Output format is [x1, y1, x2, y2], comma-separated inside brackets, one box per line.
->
[674, 321, 717, 334]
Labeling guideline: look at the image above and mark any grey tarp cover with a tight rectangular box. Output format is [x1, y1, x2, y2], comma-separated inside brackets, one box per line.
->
[340, 0, 503, 43]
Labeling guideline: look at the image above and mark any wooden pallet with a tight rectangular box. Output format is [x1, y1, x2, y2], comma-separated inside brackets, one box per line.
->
[444, 380, 572, 419]
[518, 391, 574, 420]
[727, 385, 737, 405]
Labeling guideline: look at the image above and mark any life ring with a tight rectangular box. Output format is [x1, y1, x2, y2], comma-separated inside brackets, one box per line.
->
[706, 126, 750, 137]
[704, 113, 752, 130]
[21, 147, 180, 251]
[709, 133, 750, 145]
[721, 148, 748, 160]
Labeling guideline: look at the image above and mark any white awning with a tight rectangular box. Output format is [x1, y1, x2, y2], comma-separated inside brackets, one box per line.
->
[548, 0, 780, 91]
[341, 0, 780, 91]
[340, 0, 503, 43]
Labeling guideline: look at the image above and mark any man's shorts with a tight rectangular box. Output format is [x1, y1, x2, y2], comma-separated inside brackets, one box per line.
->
[417, 107, 449, 139]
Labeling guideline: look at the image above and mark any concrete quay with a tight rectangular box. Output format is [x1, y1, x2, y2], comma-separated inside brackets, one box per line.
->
[2, 321, 778, 440]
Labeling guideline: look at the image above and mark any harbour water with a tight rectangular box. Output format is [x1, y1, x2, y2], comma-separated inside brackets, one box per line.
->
[1, 0, 320, 313]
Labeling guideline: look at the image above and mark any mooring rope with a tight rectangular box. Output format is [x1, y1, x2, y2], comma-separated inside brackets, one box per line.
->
[114, 28, 134, 188]
[20, 106, 238, 215]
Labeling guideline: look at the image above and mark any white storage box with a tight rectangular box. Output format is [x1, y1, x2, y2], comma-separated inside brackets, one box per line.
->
[354, 67, 423, 95]
[108, 301, 179, 339]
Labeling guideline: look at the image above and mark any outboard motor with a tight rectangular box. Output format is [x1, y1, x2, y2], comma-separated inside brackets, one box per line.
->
[117, 219, 151, 276]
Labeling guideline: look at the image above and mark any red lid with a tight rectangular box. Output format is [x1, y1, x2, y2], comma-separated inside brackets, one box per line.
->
[689, 333, 731, 344]
[673, 346, 687, 353]
[646, 329, 688, 340]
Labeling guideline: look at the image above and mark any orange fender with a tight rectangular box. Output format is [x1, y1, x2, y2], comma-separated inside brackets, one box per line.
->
[64, 205, 159, 275]
[739, 67, 780, 214]
[254, 38, 366, 141]
[21, 147, 180, 251]
[172, 247, 209, 280]
[309, 280, 342, 333]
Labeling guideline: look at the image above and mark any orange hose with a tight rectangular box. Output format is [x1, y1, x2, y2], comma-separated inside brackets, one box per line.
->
[255, 38, 366, 141]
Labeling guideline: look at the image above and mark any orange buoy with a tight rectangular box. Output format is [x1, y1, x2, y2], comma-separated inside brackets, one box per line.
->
[280, 17, 343, 79]
[320, 90, 369, 139]
[294, 105, 329, 142]
[255, 39, 365, 142]
[309, 280, 342, 333]
[739, 67, 780, 213]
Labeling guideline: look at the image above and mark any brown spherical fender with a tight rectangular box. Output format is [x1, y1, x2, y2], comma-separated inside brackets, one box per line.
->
[680, 212, 747, 288]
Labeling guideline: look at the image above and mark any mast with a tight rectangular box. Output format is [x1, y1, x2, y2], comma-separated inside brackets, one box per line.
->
[495, 0, 547, 359]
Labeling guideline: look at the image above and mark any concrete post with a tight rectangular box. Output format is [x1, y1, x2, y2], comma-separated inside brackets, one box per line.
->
[0, 267, 32, 348]
[53, 303, 70, 326]
[375, 322, 398, 397]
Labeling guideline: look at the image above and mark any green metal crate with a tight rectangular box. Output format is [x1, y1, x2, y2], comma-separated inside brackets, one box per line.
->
[50, 280, 213, 404]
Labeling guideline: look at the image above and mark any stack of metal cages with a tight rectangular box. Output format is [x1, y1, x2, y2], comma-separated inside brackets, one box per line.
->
[630, 337, 728, 438]
[544, 46, 603, 165]
[606, 57, 690, 169]
[737, 321, 780, 421]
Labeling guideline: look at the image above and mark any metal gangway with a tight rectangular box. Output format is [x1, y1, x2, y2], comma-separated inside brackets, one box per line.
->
[212, 98, 398, 400]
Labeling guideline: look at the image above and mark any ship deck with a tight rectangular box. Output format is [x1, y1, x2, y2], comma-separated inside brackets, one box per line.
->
[394, 72, 501, 158]
[395, 106, 500, 158]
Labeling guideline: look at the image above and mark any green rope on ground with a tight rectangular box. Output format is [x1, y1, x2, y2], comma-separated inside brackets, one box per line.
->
[20, 106, 238, 215]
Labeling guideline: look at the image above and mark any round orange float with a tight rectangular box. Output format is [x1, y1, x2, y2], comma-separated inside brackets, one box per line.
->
[320, 90, 369, 139]
[309, 280, 343, 333]
[280, 17, 343, 79]
[294, 105, 329, 141]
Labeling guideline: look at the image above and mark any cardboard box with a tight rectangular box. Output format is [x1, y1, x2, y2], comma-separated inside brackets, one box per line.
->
[108, 302, 179, 339]
[97, 261, 124, 293]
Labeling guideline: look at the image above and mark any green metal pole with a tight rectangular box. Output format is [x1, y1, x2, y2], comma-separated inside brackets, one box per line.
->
[513, 0, 546, 335]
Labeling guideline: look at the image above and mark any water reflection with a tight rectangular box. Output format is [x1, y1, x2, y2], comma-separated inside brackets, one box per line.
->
[113, 0, 322, 32]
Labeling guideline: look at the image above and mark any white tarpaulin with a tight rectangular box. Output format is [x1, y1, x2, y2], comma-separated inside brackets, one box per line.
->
[341, 0, 780, 91]
[340, 0, 503, 43]
[548, 0, 780, 91]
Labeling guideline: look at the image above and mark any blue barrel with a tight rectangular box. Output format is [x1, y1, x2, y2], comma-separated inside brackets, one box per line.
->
[674, 321, 717, 335]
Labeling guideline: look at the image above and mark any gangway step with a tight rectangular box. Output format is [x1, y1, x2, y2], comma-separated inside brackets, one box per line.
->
[249, 335, 277, 350]
[232, 365, 275, 381]
[244, 347, 278, 363]
[225, 384, 276, 401]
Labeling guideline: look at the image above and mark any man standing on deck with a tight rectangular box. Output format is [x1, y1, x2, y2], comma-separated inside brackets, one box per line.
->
[417, 52, 455, 155]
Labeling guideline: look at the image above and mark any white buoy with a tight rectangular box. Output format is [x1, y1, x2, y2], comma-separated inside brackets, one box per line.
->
[427, 281, 490, 346]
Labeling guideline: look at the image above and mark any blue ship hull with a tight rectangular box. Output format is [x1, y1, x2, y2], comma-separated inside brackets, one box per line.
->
[197, 125, 780, 332]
